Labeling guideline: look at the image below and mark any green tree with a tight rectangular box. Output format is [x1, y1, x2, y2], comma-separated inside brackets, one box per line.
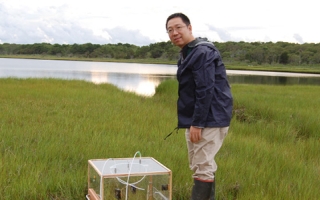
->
[135, 46, 150, 59]
[279, 52, 289, 64]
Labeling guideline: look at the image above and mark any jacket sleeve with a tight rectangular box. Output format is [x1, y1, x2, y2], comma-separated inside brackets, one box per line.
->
[191, 47, 217, 127]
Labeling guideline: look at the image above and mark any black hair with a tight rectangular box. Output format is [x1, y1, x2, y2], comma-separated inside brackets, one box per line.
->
[166, 13, 191, 30]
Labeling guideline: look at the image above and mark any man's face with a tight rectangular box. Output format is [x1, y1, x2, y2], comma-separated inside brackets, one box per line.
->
[167, 17, 194, 49]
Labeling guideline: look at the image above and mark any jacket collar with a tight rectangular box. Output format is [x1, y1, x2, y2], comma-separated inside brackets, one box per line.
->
[180, 37, 214, 60]
[188, 37, 214, 48]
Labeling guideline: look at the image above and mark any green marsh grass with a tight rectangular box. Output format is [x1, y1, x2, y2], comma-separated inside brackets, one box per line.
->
[1, 78, 319, 199]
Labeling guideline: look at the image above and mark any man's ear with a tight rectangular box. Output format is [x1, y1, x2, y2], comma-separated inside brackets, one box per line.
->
[188, 24, 192, 32]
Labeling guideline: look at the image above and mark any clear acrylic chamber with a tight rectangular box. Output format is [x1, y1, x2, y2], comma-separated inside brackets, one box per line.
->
[87, 157, 172, 200]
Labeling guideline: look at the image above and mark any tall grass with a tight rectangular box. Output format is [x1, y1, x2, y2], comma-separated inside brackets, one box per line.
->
[1, 78, 319, 199]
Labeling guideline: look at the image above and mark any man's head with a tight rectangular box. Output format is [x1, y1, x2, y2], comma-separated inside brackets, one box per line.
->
[166, 13, 195, 49]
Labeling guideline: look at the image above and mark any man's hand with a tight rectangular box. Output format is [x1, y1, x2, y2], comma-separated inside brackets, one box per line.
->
[190, 126, 202, 143]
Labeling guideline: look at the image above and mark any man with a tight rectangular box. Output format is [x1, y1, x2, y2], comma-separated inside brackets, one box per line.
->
[165, 13, 233, 200]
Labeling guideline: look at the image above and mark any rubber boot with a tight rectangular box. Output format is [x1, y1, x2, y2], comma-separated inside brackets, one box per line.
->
[209, 180, 215, 200]
[191, 179, 213, 200]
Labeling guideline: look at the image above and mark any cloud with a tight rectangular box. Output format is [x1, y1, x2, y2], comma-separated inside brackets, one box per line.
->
[1, 1, 320, 45]
[105, 27, 155, 46]
[0, 3, 105, 44]
[0, 2, 153, 45]
[208, 26, 233, 41]
[206, 25, 244, 42]
[293, 34, 304, 44]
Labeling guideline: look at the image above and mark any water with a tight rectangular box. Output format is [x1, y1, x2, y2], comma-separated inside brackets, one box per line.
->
[0, 58, 176, 96]
[227, 70, 320, 85]
[1, 58, 320, 96]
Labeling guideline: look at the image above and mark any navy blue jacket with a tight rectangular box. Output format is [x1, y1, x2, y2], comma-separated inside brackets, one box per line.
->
[176, 38, 233, 128]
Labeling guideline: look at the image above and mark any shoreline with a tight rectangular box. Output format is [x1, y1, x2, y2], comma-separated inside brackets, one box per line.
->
[1, 55, 320, 75]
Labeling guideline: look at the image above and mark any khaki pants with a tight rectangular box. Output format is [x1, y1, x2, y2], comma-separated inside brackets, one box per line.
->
[185, 127, 229, 181]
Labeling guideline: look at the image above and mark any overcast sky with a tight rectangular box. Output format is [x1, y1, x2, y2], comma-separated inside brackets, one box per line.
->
[0, 0, 319, 46]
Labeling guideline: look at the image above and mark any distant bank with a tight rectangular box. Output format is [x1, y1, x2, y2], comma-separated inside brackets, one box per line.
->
[1, 54, 320, 74]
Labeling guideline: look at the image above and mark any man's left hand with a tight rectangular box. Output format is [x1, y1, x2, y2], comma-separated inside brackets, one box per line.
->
[190, 126, 202, 143]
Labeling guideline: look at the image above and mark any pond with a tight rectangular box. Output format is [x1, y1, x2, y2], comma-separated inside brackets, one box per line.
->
[1, 58, 320, 96]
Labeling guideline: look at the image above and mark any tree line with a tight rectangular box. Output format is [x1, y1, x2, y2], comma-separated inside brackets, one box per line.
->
[1, 41, 320, 65]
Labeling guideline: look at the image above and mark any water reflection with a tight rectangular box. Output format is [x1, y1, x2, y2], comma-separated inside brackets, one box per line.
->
[0, 58, 176, 96]
[89, 72, 169, 96]
[227, 74, 320, 85]
[227, 70, 320, 85]
[1, 58, 320, 96]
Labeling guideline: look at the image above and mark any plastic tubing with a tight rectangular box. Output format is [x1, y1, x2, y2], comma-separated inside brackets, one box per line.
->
[100, 151, 146, 200]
